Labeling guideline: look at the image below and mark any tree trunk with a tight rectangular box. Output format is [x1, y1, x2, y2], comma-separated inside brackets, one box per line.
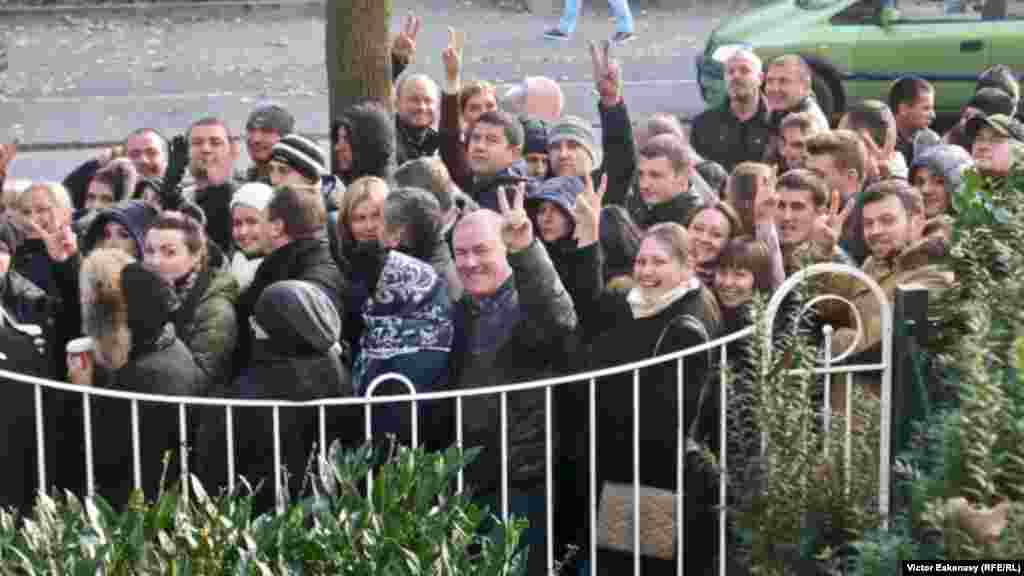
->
[325, 0, 393, 169]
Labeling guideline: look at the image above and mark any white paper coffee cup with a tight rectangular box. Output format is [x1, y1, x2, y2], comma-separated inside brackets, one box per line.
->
[66, 337, 95, 372]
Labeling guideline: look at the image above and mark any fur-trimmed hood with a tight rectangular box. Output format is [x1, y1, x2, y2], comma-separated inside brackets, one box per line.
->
[81, 249, 173, 369]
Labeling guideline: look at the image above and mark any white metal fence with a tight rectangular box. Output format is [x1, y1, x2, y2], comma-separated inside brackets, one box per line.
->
[0, 263, 892, 575]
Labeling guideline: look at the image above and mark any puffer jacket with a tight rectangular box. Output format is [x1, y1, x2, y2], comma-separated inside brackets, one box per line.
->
[171, 265, 239, 392]
[449, 239, 577, 494]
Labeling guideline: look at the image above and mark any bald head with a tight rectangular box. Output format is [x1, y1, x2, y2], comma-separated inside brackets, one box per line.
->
[503, 76, 564, 124]
[397, 73, 440, 129]
[453, 209, 513, 299]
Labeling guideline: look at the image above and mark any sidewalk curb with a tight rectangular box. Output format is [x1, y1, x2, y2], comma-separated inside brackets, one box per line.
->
[0, 0, 323, 16]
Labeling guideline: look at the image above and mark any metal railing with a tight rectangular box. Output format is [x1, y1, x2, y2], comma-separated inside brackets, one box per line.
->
[1, 263, 892, 575]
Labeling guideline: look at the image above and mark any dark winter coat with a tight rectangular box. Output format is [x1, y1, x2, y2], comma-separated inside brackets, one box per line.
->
[190, 181, 238, 256]
[567, 242, 722, 575]
[690, 98, 774, 173]
[91, 325, 204, 509]
[235, 237, 347, 376]
[449, 239, 577, 494]
[628, 180, 709, 230]
[471, 160, 532, 212]
[395, 117, 440, 167]
[170, 265, 239, 392]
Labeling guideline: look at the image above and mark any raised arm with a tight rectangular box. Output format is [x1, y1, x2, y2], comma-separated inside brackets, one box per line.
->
[590, 40, 636, 207]
[439, 28, 474, 193]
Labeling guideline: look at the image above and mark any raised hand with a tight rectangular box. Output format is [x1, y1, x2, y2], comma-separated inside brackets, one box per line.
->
[497, 182, 533, 253]
[589, 39, 622, 107]
[575, 172, 606, 247]
[30, 210, 77, 263]
[442, 27, 465, 91]
[392, 12, 421, 63]
[811, 188, 853, 250]
[0, 141, 16, 172]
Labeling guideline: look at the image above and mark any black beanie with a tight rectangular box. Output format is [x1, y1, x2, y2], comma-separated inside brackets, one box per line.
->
[120, 263, 171, 347]
[968, 87, 1016, 118]
[521, 117, 549, 156]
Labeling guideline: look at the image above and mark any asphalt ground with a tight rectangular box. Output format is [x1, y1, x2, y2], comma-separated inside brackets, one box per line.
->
[1, 0, 737, 179]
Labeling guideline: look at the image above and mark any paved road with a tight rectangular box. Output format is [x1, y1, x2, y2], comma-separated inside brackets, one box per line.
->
[1, 0, 733, 180]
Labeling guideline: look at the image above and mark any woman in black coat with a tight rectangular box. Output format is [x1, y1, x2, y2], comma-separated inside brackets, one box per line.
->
[569, 177, 723, 575]
[73, 248, 204, 509]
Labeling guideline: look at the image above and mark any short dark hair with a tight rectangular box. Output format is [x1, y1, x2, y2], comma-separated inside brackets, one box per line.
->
[638, 133, 690, 174]
[393, 157, 454, 213]
[126, 127, 169, 157]
[474, 110, 524, 149]
[780, 111, 825, 135]
[842, 100, 894, 150]
[768, 54, 812, 86]
[267, 185, 327, 240]
[888, 76, 934, 114]
[862, 178, 923, 217]
[806, 130, 868, 184]
[383, 186, 443, 261]
[188, 117, 234, 141]
[718, 236, 776, 294]
[776, 168, 830, 209]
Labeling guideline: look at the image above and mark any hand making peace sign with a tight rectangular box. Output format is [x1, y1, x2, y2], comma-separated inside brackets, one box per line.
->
[589, 39, 622, 107]
[442, 27, 466, 88]
[812, 188, 854, 250]
[575, 172, 607, 247]
[392, 12, 421, 63]
[497, 182, 533, 253]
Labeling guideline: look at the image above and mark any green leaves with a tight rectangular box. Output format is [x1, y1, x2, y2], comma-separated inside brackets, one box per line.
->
[0, 442, 522, 574]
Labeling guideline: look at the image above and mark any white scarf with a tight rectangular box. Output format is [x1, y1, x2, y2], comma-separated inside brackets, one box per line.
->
[626, 277, 700, 319]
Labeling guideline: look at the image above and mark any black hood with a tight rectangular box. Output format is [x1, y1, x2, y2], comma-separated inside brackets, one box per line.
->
[81, 199, 159, 257]
[332, 100, 396, 185]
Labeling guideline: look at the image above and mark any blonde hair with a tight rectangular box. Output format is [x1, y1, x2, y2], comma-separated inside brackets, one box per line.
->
[20, 181, 74, 213]
[337, 176, 388, 245]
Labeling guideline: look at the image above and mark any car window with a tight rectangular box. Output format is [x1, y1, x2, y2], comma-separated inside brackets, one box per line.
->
[831, 0, 882, 24]
[895, 0, 993, 21]
[1008, 0, 1022, 18]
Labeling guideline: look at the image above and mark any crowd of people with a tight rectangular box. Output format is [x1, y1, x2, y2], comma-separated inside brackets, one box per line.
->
[0, 12, 1023, 575]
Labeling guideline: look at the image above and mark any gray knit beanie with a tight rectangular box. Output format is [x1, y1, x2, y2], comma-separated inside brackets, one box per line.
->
[547, 116, 600, 167]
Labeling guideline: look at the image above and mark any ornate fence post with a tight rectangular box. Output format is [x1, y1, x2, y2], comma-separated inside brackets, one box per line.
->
[891, 284, 930, 515]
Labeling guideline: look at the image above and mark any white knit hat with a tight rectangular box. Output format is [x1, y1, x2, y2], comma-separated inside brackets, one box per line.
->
[230, 182, 275, 212]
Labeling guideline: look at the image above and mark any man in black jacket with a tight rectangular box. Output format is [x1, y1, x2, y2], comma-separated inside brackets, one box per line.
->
[690, 48, 773, 173]
[631, 134, 708, 229]
[449, 187, 576, 576]
[184, 117, 240, 255]
[235, 185, 346, 375]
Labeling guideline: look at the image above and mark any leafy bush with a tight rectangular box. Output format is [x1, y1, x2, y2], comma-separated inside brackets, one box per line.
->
[0, 443, 526, 574]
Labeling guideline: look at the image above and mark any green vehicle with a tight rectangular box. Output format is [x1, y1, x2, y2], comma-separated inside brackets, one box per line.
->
[697, 0, 1023, 121]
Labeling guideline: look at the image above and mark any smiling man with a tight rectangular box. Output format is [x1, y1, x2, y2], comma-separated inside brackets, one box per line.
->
[243, 104, 295, 184]
[966, 114, 1024, 181]
[395, 74, 441, 166]
[466, 110, 531, 212]
[764, 54, 828, 130]
[630, 133, 707, 229]
[775, 169, 853, 275]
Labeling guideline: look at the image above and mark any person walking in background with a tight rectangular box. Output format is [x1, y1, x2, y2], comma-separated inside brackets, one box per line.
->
[544, 0, 635, 44]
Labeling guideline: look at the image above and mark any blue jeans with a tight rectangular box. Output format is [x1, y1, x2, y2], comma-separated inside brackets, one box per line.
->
[558, 0, 634, 35]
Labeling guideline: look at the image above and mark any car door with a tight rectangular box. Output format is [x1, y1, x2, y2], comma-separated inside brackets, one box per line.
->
[850, 0, 996, 114]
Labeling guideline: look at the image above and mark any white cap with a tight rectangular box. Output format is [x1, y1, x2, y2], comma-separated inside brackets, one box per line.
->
[230, 182, 275, 212]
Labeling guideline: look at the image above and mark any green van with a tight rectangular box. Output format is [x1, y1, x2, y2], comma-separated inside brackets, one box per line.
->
[696, 0, 1023, 119]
